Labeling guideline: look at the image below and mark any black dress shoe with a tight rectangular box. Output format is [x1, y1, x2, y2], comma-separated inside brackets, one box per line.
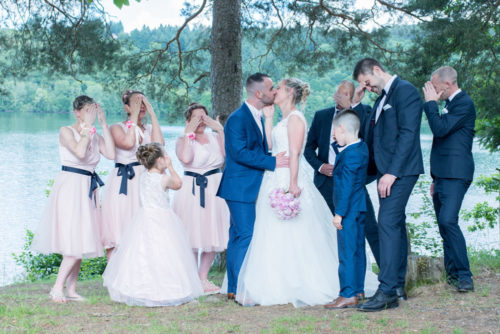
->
[458, 279, 474, 292]
[396, 287, 407, 301]
[357, 290, 399, 312]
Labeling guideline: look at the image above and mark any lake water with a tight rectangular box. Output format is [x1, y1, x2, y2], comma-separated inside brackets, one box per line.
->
[0, 112, 499, 286]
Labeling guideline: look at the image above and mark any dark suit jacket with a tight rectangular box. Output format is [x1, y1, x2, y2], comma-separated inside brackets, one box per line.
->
[217, 102, 275, 203]
[304, 107, 335, 189]
[304, 105, 371, 189]
[424, 91, 475, 180]
[364, 77, 424, 177]
[332, 141, 369, 218]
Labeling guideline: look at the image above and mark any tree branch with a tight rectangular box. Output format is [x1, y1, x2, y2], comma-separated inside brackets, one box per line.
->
[136, 0, 208, 82]
[375, 0, 428, 22]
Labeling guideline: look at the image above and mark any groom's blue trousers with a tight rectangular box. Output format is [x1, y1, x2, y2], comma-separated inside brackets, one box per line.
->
[225, 200, 256, 294]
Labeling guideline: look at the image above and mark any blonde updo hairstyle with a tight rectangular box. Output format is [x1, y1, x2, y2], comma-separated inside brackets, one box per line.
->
[136, 142, 164, 170]
[283, 78, 310, 109]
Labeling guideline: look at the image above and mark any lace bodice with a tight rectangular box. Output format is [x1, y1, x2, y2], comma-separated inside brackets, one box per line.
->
[139, 172, 170, 209]
[271, 110, 308, 155]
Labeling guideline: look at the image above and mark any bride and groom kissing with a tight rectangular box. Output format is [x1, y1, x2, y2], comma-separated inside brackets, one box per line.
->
[217, 73, 378, 308]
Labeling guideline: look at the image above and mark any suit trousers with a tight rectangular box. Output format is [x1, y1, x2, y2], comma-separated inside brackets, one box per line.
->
[433, 178, 472, 281]
[337, 212, 367, 298]
[317, 177, 381, 266]
[377, 175, 419, 295]
[225, 200, 256, 294]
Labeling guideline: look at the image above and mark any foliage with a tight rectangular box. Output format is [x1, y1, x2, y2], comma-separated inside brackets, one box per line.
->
[0, 0, 498, 150]
[394, 0, 500, 152]
[407, 178, 442, 257]
[12, 230, 62, 282]
[12, 230, 107, 282]
[461, 172, 499, 232]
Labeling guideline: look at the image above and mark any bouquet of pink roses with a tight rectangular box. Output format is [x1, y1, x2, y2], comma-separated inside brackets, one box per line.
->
[268, 188, 301, 220]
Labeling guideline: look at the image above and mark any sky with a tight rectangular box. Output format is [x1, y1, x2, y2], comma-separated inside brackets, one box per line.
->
[101, 0, 378, 33]
[102, 0, 195, 32]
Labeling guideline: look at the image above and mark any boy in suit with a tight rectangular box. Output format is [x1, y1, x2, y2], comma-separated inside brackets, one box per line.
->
[324, 110, 369, 309]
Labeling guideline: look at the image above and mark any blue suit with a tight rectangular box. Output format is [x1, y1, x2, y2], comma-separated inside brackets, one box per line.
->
[363, 76, 424, 295]
[424, 90, 475, 283]
[332, 141, 369, 298]
[217, 102, 276, 294]
[304, 106, 380, 266]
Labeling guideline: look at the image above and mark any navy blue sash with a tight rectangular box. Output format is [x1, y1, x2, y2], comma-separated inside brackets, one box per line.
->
[115, 162, 141, 195]
[61, 166, 104, 201]
[184, 168, 221, 208]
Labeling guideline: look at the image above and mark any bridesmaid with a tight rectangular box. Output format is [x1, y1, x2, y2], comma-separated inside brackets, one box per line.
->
[173, 103, 230, 294]
[31, 96, 115, 303]
[101, 90, 164, 260]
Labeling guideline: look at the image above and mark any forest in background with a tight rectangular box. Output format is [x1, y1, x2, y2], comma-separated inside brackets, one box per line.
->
[0, 22, 413, 123]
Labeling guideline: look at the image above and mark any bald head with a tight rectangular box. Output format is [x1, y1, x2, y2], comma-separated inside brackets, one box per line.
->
[432, 66, 458, 85]
[334, 80, 355, 110]
[430, 66, 459, 100]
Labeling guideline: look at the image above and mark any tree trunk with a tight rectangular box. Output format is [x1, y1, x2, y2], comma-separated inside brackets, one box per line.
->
[210, 0, 243, 123]
[210, 0, 242, 271]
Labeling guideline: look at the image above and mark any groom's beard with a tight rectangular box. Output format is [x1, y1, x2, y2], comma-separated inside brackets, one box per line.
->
[261, 95, 275, 107]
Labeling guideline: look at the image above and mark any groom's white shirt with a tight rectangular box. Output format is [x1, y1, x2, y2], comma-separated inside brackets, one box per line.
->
[245, 101, 263, 135]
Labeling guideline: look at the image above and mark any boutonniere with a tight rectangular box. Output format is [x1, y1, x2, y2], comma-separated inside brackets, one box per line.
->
[383, 104, 392, 111]
[442, 108, 449, 115]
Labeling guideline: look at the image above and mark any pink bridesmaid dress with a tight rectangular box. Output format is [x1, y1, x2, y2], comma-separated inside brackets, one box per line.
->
[32, 126, 104, 258]
[100, 122, 152, 249]
[173, 132, 230, 252]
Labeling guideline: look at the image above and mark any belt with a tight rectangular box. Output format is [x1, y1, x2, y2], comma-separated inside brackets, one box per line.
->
[61, 166, 104, 204]
[115, 162, 141, 195]
[184, 168, 221, 208]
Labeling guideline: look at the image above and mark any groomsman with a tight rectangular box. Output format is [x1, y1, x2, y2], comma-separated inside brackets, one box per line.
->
[352, 58, 424, 312]
[422, 66, 475, 292]
[304, 81, 380, 268]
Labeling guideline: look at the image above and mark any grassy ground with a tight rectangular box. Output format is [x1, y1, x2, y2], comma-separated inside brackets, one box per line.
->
[1, 251, 498, 334]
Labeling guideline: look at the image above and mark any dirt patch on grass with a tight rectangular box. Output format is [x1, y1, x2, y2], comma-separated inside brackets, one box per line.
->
[1, 269, 498, 333]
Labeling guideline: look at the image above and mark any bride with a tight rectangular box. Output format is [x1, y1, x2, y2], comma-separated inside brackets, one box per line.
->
[235, 78, 376, 307]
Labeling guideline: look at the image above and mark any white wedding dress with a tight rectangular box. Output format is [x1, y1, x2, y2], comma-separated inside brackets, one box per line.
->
[235, 110, 378, 307]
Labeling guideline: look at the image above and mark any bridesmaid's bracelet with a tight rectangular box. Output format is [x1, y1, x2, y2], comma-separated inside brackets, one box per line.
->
[185, 132, 196, 140]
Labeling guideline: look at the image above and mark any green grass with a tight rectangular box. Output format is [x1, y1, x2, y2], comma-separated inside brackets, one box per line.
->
[469, 249, 500, 274]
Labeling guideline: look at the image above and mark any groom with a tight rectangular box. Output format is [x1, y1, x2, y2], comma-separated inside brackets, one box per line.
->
[217, 73, 289, 299]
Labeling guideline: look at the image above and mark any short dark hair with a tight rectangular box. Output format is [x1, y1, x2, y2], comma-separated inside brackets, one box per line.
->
[353, 58, 385, 80]
[184, 102, 208, 120]
[73, 95, 95, 111]
[246, 72, 270, 89]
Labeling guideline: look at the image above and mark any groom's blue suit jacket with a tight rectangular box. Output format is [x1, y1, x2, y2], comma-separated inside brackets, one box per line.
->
[217, 103, 276, 203]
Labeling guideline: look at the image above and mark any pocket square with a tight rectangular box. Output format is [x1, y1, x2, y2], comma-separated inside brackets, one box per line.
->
[442, 108, 449, 114]
[383, 104, 392, 111]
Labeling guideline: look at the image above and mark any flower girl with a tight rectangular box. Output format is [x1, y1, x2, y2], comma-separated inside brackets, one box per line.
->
[103, 143, 203, 307]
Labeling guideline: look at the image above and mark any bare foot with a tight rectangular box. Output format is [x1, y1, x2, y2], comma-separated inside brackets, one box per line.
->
[49, 289, 67, 303]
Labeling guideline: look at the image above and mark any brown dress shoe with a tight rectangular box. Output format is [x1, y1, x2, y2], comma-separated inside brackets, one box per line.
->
[324, 296, 358, 309]
[356, 293, 366, 301]
[227, 293, 236, 300]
